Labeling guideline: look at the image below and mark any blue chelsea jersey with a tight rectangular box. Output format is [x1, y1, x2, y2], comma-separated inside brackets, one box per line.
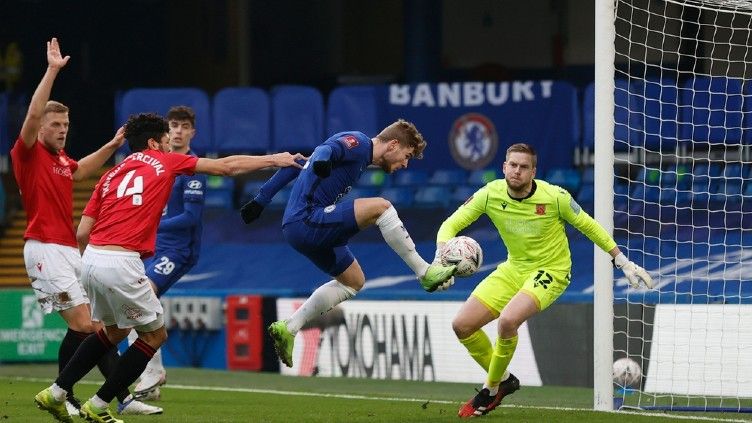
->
[155, 154, 206, 260]
[283, 131, 372, 225]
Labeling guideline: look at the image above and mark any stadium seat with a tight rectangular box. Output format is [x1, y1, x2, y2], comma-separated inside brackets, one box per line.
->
[213, 87, 270, 154]
[429, 169, 468, 186]
[577, 183, 594, 214]
[661, 164, 691, 190]
[268, 188, 292, 209]
[581, 167, 595, 184]
[639, 78, 679, 151]
[631, 184, 661, 203]
[379, 187, 414, 207]
[326, 85, 380, 137]
[584, 80, 644, 152]
[271, 85, 324, 154]
[545, 167, 581, 194]
[204, 176, 235, 209]
[357, 169, 389, 187]
[451, 185, 477, 205]
[414, 186, 450, 208]
[117, 88, 213, 155]
[344, 187, 380, 200]
[468, 169, 498, 187]
[680, 77, 745, 145]
[393, 169, 429, 187]
[239, 180, 266, 204]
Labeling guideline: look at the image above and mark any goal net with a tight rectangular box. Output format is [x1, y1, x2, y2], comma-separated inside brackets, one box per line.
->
[595, 0, 752, 413]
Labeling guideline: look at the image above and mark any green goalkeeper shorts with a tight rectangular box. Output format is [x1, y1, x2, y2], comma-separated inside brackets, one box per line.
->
[470, 261, 571, 314]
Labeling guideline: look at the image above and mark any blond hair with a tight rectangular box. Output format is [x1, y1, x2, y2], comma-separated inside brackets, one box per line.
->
[44, 100, 69, 115]
[375, 119, 426, 159]
[506, 143, 537, 168]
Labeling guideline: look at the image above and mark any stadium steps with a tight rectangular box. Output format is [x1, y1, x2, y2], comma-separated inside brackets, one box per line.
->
[0, 168, 105, 288]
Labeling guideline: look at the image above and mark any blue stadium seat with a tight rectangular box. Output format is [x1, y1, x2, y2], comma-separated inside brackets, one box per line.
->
[414, 186, 450, 208]
[577, 183, 594, 214]
[680, 77, 744, 145]
[379, 187, 414, 207]
[631, 184, 661, 203]
[344, 187, 380, 200]
[584, 80, 644, 152]
[117, 88, 212, 155]
[271, 85, 324, 154]
[639, 78, 679, 151]
[204, 176, 235, 209]
[451, 185, 477, 205]
[661, 164, 691, 190]
[429, 169, 467, 186]
[239, 180, 266, 204]
[393, 169, 429, 187]
[577, 183, 594, 203]
[545, 167, 581, 194]
[213, 87, 270, 154]
[357, 169, 389, 187]
[0, 93, 8, 155]
[581, 167, 595, 184]
[326, 85, 380, 136]
[268, 188, 292, 209]
[468, 169, 498, 187]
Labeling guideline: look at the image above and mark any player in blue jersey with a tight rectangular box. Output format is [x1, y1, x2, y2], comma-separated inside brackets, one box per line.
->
[127, 106, 205, 403]
[240, 119, 457, 367]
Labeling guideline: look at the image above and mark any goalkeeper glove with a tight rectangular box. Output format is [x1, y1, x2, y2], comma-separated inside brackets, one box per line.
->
[613, 253, 654, 289]
[240, 200, 264, 224]
[312, 160, 332, 178]
[434, 276, 455, 291]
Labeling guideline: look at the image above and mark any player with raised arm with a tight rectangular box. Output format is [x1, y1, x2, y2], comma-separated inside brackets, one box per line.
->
[33, 113, 304, 423]
[239, 119, 456, 368]
[437, 143, 653, 418]
[11, 38, 160, 418]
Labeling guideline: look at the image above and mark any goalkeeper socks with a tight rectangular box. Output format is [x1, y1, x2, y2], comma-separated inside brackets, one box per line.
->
[287, 280, 357, 333]
[376, 206, 429, 277]
[459, 330, 493, 372]
[486, 335, 518, 391]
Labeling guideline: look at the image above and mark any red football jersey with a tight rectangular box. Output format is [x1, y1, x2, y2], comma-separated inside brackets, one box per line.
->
[83, 150, 199, 257]
[10, 138, 80, 247]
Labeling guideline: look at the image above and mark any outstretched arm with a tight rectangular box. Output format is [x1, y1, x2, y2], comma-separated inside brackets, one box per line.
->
[19, 38, 70, 149]
[560, 194, 653, 289]
[73, 126, 126, 181]
[239, 160, 305, 224]
[195, 152, 306, 176]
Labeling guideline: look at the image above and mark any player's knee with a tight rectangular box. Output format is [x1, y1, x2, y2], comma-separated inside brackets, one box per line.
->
[69, 320, 95, 333]
[498, 315, 521, 335]
[374, 198, 393, 216]
[451, 317, 474, 339]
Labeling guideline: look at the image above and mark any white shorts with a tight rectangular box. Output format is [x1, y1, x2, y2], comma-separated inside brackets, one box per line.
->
[81, 246, 163, 329]
[24, 239, 88, 314]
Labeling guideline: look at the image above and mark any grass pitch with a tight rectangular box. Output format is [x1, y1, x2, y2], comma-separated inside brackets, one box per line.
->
[1, 364, 750, 422]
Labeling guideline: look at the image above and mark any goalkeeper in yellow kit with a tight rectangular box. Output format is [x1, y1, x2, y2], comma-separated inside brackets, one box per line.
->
[436, 143, 654, 418]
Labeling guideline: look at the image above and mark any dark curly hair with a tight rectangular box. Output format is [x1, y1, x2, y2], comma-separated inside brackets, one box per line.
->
[124, 113, 169, 152]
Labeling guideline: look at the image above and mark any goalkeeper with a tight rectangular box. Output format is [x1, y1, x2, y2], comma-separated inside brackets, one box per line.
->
[436, 143, 653, 418]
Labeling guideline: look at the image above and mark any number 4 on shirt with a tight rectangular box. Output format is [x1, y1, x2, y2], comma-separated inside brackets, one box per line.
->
[117, 170, 144, 205]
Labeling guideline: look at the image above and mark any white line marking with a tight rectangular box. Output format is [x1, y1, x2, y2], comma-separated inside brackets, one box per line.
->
[6, 376, 749, 422]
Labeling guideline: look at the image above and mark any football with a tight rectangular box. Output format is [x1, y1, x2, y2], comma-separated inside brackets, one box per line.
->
[612, 357, 642, 388]
[440, 236, 483, 277]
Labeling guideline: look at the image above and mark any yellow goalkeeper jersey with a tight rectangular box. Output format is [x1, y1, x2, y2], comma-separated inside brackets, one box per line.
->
[437, 179, 617, 274]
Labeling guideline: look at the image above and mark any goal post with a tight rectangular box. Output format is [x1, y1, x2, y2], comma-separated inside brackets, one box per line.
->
[595, 0, 752, 413]
[593, 0, 617, 412]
